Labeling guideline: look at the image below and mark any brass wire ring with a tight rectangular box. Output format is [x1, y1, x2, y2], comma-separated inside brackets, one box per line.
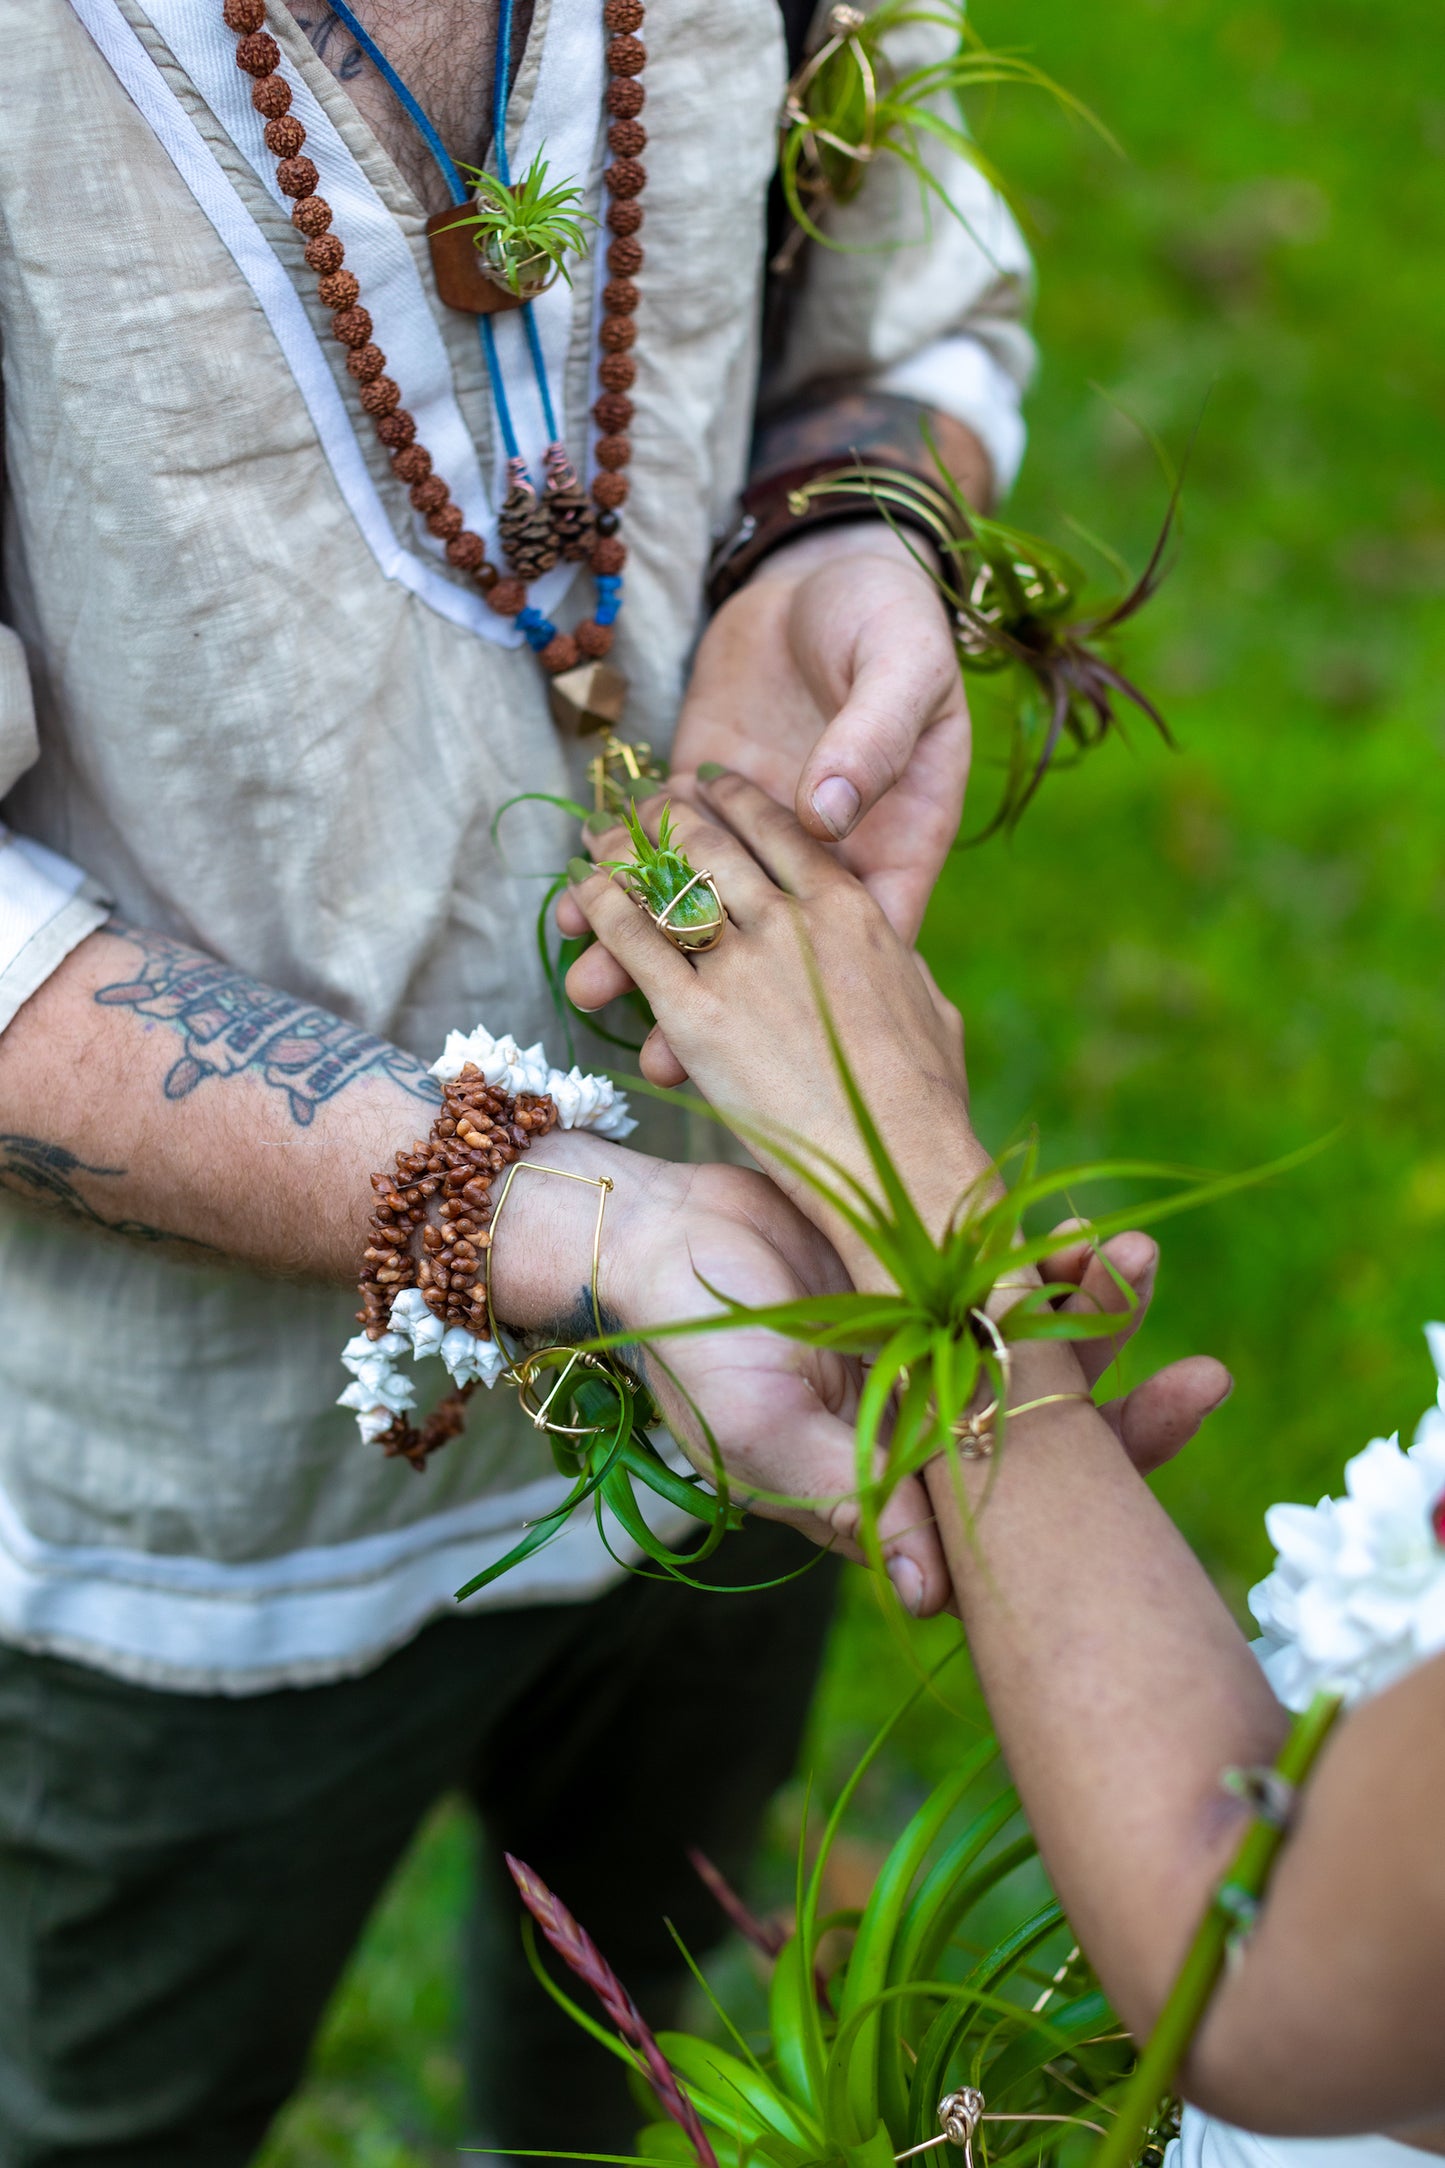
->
[644, 866, 728, 954]
[940, 1309, 1093, 1460]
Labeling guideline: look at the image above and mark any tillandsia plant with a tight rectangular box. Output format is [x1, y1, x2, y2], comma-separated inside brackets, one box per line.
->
[929, 458, 1179, 841]
[777, 0, 1107, 260]
[452, 1349, 749, 1600]
[495, 1668, 1132, 2168]
[443, 151, 596, 297]
[797, 433, 1180, 839]
[597, 800, 728, 955]
[572, 973, 1310, 1599]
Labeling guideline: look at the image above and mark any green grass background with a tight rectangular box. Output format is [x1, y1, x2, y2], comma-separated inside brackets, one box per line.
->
[260, 0, 1445, 2155]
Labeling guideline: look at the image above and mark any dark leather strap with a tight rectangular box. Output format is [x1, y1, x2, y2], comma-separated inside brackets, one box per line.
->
[706, 454, 947, 609]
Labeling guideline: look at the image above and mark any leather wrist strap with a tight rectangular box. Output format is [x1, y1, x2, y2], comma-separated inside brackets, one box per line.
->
[706, 456, 960, 610]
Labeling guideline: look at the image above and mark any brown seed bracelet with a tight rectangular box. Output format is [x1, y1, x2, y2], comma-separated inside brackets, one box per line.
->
[357, 1065, 559, 1468]
[219, 0, 645, 673]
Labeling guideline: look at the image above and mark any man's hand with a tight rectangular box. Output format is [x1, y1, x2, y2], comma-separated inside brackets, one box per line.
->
[675, 522, 970, 933]
[618, 1157, 953, 1613]
[491, 1136, 955, 1618]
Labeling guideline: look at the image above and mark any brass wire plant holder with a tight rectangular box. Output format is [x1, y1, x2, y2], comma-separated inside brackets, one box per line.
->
[483, 1159, 623, 1436]
[784, 452, 1178, 838]
[453, 1158, 750, 1600]
[776, 0, 1107, 263]
[495, 1676, 1343, 2168]
[602, 800, 728, 955]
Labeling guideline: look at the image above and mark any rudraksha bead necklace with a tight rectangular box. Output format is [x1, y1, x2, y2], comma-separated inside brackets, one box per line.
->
[221, 0, 644, 682]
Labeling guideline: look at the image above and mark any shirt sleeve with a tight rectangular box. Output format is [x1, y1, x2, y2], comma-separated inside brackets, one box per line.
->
[761, 5, 1036, 497]
[0, 627, 111, 1034]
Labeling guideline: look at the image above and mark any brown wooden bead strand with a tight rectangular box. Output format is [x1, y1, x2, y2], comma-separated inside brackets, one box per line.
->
[356, 1066, 560, 1470]
[222, 0, 646, 668]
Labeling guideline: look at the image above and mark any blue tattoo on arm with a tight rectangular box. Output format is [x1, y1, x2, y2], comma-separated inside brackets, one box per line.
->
[93, 922, 440, 1127]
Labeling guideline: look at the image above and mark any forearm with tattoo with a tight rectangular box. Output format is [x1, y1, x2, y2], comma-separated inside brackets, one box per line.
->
[0, 917, 442, 1280]
[0, 1133, 218, 1252]
[93, 920, 438, 1126]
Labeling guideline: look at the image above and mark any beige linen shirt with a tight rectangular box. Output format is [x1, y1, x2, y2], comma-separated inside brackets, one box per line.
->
[0, 0, 1032, 1690]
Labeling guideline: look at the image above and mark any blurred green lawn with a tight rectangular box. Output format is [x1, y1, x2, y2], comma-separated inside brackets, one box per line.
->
[260, 0, 1445, 2155]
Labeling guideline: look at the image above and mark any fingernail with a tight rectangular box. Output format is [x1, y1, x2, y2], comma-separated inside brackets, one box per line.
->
[811, 775, 862, 839]
[1207, 1375, 1235, 1411]
[886, 1554, 924, 1617]
[583, 811, 614, 836]
[566, 856, 594, 885]
[696, 761, 729, 782]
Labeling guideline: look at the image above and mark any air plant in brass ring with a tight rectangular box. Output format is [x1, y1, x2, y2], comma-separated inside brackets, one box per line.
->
[607, 801, 728, 955]
[648, 866, 727, 955]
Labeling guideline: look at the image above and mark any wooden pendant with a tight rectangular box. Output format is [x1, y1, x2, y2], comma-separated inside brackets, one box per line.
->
[425, 208, 526, 315]
[548, 661, 629, 737]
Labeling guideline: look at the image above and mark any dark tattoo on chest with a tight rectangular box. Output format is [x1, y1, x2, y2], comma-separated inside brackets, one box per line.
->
[93, 922, 441, 1127]
[291, 8, 369, 80]
[0, 1135, 217, 1251]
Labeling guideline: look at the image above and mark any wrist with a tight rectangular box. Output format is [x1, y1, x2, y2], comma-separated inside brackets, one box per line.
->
[823, 1119, 999, 1295]
[484, 1130, 679, 1339]
[746, 518, 941, 587]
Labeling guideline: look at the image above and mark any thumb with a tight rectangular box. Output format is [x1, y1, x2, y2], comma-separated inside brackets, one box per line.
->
[796, 643, 949, 841]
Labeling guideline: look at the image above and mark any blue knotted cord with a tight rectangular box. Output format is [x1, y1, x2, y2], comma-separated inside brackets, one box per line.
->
[324, 0, 559, 466]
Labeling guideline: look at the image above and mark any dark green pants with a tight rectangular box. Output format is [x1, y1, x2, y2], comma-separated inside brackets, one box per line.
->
[0, 1524, 837, 2167]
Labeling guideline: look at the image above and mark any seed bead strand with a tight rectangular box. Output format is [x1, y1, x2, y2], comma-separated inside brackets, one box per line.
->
[220, 0, 645, 676]
[355, 1065, 559, 1466]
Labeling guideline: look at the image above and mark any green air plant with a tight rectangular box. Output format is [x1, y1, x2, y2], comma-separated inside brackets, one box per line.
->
[451, 1348, 749, 1601]
[571, 961, 1313, 1597]
[777, 0, 1108, 261]
[600, 800, 728, 954]
[442, 152, 596, 298]
[447, 855, 1304, 1602]
[497, 1670, 1131, 2168]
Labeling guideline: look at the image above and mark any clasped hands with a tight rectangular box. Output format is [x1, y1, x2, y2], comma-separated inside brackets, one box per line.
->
[540, 528, 1228, 1616]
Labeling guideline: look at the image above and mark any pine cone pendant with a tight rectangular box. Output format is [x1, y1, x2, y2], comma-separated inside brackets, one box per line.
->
[498, 462, 560, 581]
[542, 444, 596, 563]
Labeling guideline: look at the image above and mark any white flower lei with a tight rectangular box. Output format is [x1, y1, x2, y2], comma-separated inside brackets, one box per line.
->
[337, 1025, 635, 1444]
[1250, 1322, 1445, 1710]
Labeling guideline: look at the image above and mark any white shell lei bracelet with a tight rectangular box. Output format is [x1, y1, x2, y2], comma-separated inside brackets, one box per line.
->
[337, 1026, 634, 1467]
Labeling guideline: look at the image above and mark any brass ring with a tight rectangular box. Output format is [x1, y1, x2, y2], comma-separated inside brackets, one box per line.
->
[951, 1309, 1011, 1458]
[512, 1344, 626, 1440]
[644, 867, 728, 954]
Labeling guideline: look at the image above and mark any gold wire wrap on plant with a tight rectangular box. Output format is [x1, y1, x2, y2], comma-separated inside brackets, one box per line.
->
[785, 464, 974, 565]
[944, 1308, 1092, 1458]
[647, 866, 728, 953]
[893, 2086, 1110, 2167]
[955, 1389, 1095, 1458]
[781, 5, 880, 188]
[483, 1159, 630, 1439]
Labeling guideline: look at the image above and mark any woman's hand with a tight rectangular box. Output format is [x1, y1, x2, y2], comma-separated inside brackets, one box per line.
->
[563, 771, 989, 1269]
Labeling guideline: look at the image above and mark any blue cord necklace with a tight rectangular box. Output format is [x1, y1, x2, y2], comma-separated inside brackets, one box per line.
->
[318, 0, 628, 657]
